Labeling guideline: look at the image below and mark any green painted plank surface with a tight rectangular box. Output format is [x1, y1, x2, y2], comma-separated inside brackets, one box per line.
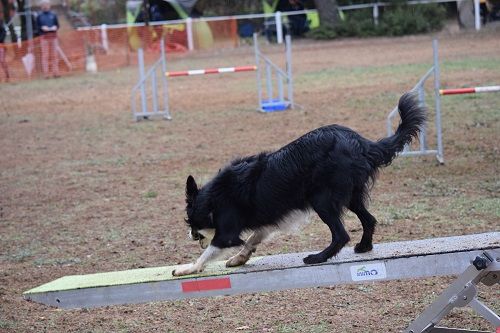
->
[24, 261, 239, 294]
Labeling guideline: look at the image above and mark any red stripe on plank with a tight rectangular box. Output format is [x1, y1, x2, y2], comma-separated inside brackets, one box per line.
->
[181, 277, 231, 293]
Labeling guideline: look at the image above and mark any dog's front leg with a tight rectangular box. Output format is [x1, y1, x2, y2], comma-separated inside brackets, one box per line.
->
[226, 230, 267, 267]
[172, 245, 222, 276]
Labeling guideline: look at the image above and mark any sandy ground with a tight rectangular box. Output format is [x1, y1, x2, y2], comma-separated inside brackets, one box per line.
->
[0, 30, 499, 332]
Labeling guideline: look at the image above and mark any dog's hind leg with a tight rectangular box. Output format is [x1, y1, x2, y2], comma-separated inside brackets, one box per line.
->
[349, 191, 376, 253]
[226, 230, 268, 267]
[303, 194, 350, 265]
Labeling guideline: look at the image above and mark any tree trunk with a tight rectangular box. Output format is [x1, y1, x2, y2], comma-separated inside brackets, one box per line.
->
[16, 0, 28, 40]
[143, 0, 150, 26]
[314, 0, 340, 28]
[1, 0, 18, 42]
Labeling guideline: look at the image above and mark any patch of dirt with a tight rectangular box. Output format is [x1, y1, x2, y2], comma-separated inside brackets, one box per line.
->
[0, 31, 499, 332]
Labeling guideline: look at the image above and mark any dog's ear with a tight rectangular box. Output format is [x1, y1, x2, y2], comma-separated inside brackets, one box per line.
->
[186, 175, 199, 203]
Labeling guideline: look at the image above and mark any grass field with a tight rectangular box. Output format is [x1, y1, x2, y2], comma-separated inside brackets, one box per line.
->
[0, 30, 499, 332]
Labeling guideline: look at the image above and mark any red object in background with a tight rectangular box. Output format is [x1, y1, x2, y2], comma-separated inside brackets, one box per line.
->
[439, 87, 476, 95]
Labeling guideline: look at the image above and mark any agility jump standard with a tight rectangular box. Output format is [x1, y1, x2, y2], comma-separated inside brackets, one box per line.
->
[387, 39, 444, 164]
[24, 232, 499, 332]
[131, 33, 294, 121]
[387, 39, 498, 165]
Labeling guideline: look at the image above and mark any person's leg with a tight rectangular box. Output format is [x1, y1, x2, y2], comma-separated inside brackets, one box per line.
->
[0, 47, 9, 80]
[51, 38, 59, 77]
[40, 38, 49, 78]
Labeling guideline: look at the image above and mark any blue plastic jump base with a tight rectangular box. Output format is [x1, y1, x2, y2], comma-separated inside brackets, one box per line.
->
[260, 99, 291, 112]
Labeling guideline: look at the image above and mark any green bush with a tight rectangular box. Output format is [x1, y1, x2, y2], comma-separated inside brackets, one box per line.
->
[378, 4, 446, 36]
[306, 26, 338, 39]
[308, 3, 446, 39]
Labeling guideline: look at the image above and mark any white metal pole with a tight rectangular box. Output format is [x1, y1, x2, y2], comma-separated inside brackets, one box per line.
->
[138, 48, 147, 116]
[373, 4, 379, 26]
[285, 35, 293, 108]
[275, 11, 283, 44]
[160, 39, 171, 120]
[433, 39, 444, 164]
[186, 17, 194, 51]
[417, 88, 427, 152]
[100, 24, 109, 52]
[254, 33, 263, 111]
[474, 0, 481, 31]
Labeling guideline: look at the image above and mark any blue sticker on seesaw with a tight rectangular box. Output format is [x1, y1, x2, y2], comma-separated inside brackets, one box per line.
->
[350, 262, 387, 281]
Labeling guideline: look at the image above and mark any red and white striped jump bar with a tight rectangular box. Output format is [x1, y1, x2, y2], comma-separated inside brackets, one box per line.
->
[166, 65, 257, 77]
[439, 85, 500, 95]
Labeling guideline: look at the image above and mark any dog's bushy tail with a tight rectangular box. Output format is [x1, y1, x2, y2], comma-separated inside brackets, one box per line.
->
[369, 92, 427, 167]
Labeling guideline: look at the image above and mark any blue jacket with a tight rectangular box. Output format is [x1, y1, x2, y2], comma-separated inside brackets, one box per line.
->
[36, 10, 59, 34]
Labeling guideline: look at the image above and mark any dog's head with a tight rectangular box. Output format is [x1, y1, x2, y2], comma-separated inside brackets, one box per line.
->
[185, 175, 214, 249]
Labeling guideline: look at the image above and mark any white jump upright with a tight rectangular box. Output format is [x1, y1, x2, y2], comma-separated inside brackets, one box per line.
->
[130, 39, 172, 121]
[23, 232, 499, 332]
[387, 40, 499, 165]
[254, 33, 294, 112]
[131, 33, 294, 121]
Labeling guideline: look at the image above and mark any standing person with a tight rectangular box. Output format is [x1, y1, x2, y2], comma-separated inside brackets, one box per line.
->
[36, 0, 59, 78]
[0, 17, 10, 81]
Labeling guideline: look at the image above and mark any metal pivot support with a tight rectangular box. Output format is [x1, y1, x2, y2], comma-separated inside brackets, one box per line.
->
[405, 250, 500, 333]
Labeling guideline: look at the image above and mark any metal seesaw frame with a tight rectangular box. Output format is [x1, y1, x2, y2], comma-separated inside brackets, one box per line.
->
[406, 250, 499, 333]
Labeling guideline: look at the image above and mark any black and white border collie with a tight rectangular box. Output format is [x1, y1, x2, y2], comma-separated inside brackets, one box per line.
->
[172, 92, 426, 276]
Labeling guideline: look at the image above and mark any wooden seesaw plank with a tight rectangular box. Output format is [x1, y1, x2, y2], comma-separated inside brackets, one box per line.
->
[23, 232, 499, 309]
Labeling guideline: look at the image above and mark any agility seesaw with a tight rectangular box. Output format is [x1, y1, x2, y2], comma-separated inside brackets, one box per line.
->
[24, 232, 499, 332]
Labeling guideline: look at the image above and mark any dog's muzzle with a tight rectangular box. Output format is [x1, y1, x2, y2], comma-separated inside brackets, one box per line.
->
[199, 237, 210, 249]
[189, 229, 208, 249]
[189, 229, 202, 241]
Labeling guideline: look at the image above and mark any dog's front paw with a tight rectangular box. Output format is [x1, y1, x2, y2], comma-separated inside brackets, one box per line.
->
[303, 253, 327, 265]
[172, 264, 203, 276]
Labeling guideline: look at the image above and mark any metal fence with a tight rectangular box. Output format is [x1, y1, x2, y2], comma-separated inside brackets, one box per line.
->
[78, 0, 484, 50]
